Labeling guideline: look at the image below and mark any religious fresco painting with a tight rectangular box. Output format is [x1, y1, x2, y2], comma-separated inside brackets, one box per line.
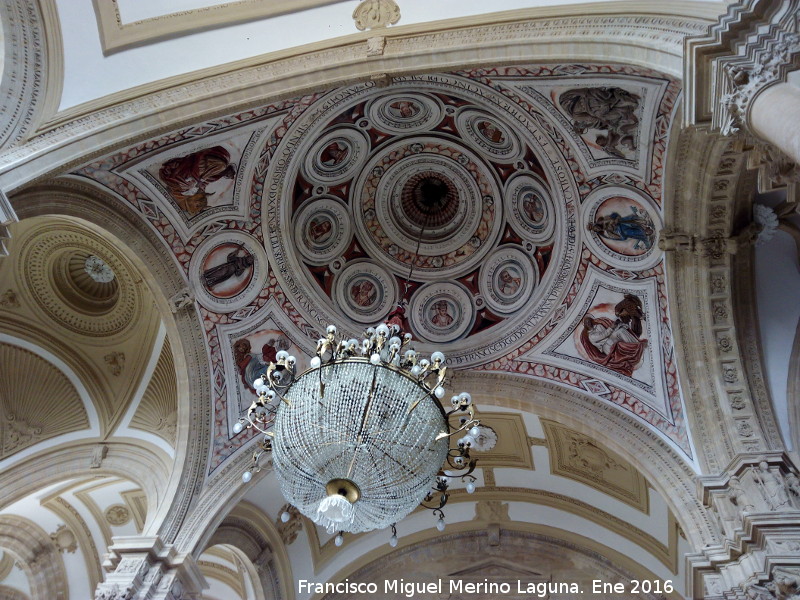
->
[232, 326, 307, 394]
[575, 293, 648, 379]
[556, 86, 642, 159]
[200, 243, 255, 299]
[588, 196, 656, 257]
[156, 145, 238, 216]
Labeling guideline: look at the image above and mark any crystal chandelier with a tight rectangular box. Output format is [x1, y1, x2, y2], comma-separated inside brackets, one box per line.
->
[233, 315, 481, 544]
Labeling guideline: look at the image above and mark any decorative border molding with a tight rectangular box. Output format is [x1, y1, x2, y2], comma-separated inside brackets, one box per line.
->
[0, 5, 717, 192]
[92, 0, 350, 54]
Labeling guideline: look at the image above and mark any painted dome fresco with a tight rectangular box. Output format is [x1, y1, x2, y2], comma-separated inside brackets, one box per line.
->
[76, 63, 685, 469]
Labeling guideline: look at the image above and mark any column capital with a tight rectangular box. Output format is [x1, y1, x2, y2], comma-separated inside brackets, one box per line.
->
[684, 0, 800, 134]
[94, 537, 206, 600]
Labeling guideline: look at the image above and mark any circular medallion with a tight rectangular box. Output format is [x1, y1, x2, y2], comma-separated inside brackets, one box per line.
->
[506, 174, 555, 243]
[293, 197, 352, 265]
[353, 139, 502, 280]
[457, 109, 522, 161]
[303, 127, 369, 185]
[366, 93, 443, 134]
[410, 282, 475, 343]
[479, 246, 538, 315]
[189, 231, 267, 312]
[333, 261, 398, 324]
[583, 186, 661, 269]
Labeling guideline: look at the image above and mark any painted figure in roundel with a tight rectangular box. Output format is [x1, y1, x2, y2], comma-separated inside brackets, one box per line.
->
[158, 146, 236, 215]
[233, 332, 292, 390]
[498, 267, 522, 296]
[521, 192, 545, 225]
[201, 245, 254, 292]
[388, 100, 419, 119]
[430, 300, 455, 327]
[589, 198, 655, 255]
[477, 120, 504, 144]
[350, 280, 377, 308]
[307, 217, 333, 244]
[319, 141, 349, 167]
[580, 294, 646, 377]
[559, 87, 640, 159]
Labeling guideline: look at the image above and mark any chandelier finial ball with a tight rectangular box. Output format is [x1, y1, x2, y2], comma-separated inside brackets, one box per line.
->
[256, 384, 269, 395]
[276, 350, 289, 361]
[310, 356, 321, 369]
[366, 327, 376, 337]
[233, 421, 244, 434]
[242, 471, 252, 483]
[335, 533, 344, 547]
[436, 518, 446, 532]
[327, 325, 337, 335]
[370, 353, 381, 365]
[431, 351, 445, 363]
[280, 511, 291, 523]
[376, 324, 390, 338]
[459, 435, 475, 447]
[266, 390, 276, 401]
[466, 482, 476, 494]
[419, 359, 430, 369]
[434, 386, 445, 399]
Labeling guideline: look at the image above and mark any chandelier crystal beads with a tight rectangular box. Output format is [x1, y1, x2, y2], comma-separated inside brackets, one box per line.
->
[234, 318, 480, 537]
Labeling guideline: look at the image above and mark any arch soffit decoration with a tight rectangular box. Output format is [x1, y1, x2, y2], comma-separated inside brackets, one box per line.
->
[661, 120, 785, 473]
[317, 522, 677, 600]
[0, 2, 722, 191]
[455, 371, 714, 551]
[6, 180, 211, 543]
[0, 514, 68, 599]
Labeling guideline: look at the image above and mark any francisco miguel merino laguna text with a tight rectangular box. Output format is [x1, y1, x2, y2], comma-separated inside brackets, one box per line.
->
[298, 578, 582, 597]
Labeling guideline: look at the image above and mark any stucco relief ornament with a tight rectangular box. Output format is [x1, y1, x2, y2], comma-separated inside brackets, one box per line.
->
[50, 524, 77, 553]
[353, 0, 400, 31]
[753, 203, 779, 245]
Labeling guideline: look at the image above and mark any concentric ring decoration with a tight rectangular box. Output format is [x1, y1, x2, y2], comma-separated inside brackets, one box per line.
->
[506, 173, 555, 244]
[409, 281, 475, 343]
[479, 246, 538, 315]
[366, 92, 444, 134]
[332, 261, 398, 324]
[302, 126, 370, 185]
[353, 139, 502, 280]
[456, 109, 523, 162]
[293, 197, 352, 265]
[189, 231, 268, 312]
[582, 186, 662, 270]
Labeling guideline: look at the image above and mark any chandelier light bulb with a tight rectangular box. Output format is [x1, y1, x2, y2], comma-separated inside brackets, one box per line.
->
[281, 511, 291, 523]
[242, 471, 252, 483]
[411, 365, 421, 376]
[310, 356, 321, 369]
[232, 421, 244, 434]
[335, 533, 344, 547]
[466, 481, 476, 494]
[253, 378, 265, 388]
[434, 386, 445, 399]
[389, 534, 398, 547]
[436, 517, 446, 532]
[469, 426, 481, 437]
[370, 353, 381, 365]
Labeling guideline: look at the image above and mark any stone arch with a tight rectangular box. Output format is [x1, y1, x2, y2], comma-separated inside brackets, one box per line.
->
[322, 523, 674, 600]
[202, 502, 292, 600]
[453, 371, 716, 551]
[0, 515, 68, 600]
[5, 5, 719, 190]
[0, 0, 61, 149]
[8, 178, 212, 544]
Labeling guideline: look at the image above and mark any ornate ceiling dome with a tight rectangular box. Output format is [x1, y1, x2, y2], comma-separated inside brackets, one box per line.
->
[265, 76, 578, 362]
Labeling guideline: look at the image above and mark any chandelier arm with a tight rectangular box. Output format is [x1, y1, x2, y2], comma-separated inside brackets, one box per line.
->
[435, 418, 480, 441]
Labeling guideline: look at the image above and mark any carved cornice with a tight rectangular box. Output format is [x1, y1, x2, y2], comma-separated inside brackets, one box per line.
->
[684, 0, 800, 134]
[0, 6, 716, 192]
